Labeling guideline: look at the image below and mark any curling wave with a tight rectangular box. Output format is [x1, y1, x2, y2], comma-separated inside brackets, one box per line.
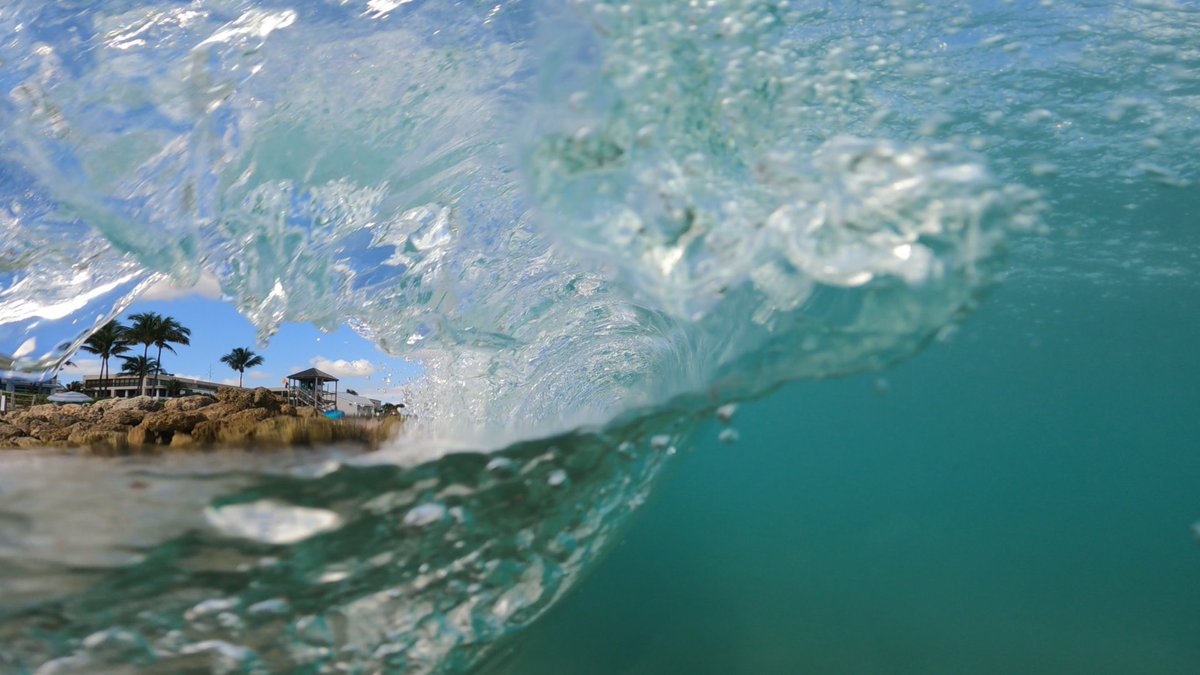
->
[0, 0, 1197, 671]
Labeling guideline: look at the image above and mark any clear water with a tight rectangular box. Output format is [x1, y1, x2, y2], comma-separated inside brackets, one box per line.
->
[489, 278, 1200, 674]
[0, 0, 1197, 672]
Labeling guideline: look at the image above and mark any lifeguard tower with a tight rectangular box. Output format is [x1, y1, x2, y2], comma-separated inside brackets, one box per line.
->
[286, 368, 339, 413]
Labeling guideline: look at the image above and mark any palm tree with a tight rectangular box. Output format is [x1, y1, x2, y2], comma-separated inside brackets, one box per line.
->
[79, 320, 129, 397]
[164, 378, 185, 397]
[219, 348, 264, 388]
[119, 355, 160, 380]
[150, 316, 191, 398]
[124, 312, 163, 396]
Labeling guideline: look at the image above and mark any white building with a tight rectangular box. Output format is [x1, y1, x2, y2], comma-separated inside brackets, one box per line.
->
[337, 392, 382, 417]
[81, 374, 222, 398]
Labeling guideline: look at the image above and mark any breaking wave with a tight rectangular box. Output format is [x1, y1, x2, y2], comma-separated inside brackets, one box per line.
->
[0, 0, 1195, 671]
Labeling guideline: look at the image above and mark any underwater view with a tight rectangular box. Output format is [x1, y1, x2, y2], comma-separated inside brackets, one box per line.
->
[0, 0, 1197, 672]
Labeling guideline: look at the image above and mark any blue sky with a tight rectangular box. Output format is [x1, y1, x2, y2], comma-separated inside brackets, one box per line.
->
[60, 279, 423, 403]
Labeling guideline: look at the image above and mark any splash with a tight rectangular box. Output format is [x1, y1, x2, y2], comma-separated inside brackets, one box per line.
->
[0, 0, 1196, 671]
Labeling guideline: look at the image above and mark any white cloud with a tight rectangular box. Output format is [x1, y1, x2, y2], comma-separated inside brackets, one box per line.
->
[310, 356, 375, 378]
[248, 371, 273, 380]
[220, 377, 241, 386]
[140, 271, 223, 302]
[59, 359, 102, 376]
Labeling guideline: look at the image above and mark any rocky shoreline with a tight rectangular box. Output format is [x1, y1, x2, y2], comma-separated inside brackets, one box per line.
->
[0, 387, 402, 454]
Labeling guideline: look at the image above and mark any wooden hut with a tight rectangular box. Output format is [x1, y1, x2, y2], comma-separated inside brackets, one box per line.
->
[285, 367, 338, 413]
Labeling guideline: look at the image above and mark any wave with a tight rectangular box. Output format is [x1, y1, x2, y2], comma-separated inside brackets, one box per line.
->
[0, 0, 1196, 671]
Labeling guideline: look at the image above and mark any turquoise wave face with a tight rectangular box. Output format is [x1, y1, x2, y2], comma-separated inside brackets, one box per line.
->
[0, 0, 1197, 672]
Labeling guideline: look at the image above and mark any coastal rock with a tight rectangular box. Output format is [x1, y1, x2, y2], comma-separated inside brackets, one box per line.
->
[252, 388, 282, 413]
[164, 395, 216, 413]
[169, 432, 195, 449]
[215, 387, 255, 411]
[102, 408, 148, 427]
[141, 411, 208, 435]
[30, 423, 75, 443]
[0, 391, 405, 454]
[127, 426, 151, 446]
[0, 422, 24, 441]
[92, 420, 135, 434]
[68, 428, 129, 450]
[95, 396, 163, 413]
[59, 404, 101, 422]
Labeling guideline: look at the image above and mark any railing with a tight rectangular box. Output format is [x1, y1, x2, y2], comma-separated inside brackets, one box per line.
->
[0, 391, 46, 412]
[287, 385, 335, 412]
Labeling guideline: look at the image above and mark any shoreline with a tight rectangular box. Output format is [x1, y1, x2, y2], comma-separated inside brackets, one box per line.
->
[0, 387, 403, 455]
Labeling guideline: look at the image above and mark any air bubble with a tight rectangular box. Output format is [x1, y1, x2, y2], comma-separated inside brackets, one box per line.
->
[718, 428, 739, 444]
[716, 403, 737, 423]
[403, 503, 447, 527]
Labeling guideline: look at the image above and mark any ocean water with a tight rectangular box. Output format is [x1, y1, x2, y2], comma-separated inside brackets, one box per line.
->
[0, 0, 1197, 672]
[489, 276, 1200, 674]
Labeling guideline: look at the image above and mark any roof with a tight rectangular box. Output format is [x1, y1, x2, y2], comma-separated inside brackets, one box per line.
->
[337, 392, 379, 410]
[286, 367, 339, 382]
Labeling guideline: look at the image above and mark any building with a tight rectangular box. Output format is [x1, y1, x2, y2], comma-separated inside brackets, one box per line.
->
[337, 391, 383, 417]
[81, 373, 222, 399]
[283, 368, 339, 413]
[0, 376, 61, 412]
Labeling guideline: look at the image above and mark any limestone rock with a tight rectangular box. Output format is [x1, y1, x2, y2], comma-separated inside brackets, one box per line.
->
[189, 420, 221, 445]
[96, 396, 163, 413]
[215, 387, 255, 411]
[0, 422, 24, 441]
[141, 411, 207, 435]
[164, 395, 216, 413]
[127, 426, 152, 446]
[30, 423, 74, 444]
[252, 388, 282, 413]
[68, 428, 129, 450]
[102, 409, 148, 427]
[169, 432, 195, 449]
[0, 388, 387, 455]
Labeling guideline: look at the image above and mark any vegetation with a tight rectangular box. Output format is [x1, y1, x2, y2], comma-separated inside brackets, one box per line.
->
[79, 320, 129, 396]
[119, 355, 160, 379]
[124, 313, 162, 395]
[124, 312, 191, 398]
[164, 378, 185, 397]
[150, 316, 191, 397]
[219, 347, 265, 388]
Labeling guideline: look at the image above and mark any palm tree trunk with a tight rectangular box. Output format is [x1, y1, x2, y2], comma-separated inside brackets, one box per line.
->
[154, 345, 163, 399]
[141, 344, 150, 396]
[239, 370, 244, 388]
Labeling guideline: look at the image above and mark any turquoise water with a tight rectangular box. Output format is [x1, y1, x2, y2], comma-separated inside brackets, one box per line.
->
[493, 277, 1200, 673]
[1, 0, 1198, 671]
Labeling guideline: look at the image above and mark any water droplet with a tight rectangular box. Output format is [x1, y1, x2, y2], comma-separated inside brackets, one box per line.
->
[650, 434, 671, 449]
[718, 428, 740, 444]
[547, 469, 568, 487]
